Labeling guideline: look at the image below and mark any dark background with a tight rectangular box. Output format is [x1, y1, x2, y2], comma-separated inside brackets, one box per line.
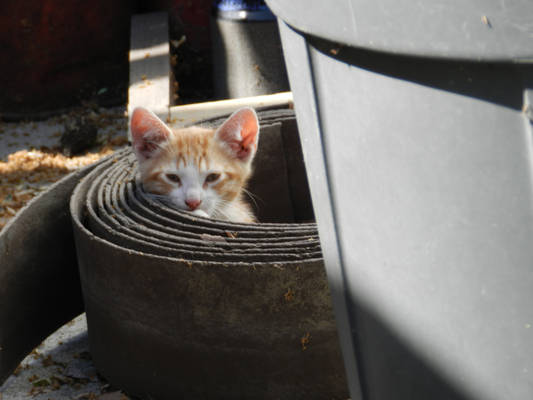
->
[0, 0, 212, 120]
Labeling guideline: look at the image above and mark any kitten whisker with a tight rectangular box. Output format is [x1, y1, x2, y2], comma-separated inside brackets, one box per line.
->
[145, 192, 179, 209]
[211, 200, 233, 221]
[241, 188, 262, 210]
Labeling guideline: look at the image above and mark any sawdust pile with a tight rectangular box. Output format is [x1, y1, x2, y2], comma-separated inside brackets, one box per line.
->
[0, 138, 127, 231]
[0, 104, 129, 231]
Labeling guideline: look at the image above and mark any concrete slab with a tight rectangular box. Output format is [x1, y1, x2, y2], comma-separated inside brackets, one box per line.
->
[0, 314, 126, 400]
[0, 106, 127, 161]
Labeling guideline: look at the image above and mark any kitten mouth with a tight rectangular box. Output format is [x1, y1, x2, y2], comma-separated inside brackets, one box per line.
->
[188, 208, 210, 218]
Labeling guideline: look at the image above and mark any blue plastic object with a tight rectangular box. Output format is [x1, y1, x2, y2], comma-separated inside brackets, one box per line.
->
[213, 0, 275, 21]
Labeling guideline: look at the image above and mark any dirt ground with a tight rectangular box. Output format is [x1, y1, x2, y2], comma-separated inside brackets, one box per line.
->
[0, 105, 128, 231]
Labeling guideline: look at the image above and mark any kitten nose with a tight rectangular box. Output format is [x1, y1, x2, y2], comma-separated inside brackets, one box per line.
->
[185, 199, 201, 210]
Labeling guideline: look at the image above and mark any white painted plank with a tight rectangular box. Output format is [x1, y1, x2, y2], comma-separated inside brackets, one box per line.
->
[168, 92, 294, 128]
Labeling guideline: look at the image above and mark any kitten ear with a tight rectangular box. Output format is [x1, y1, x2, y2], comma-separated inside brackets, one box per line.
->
[130, 107, 171, 160]
[214, 107, 259, 162]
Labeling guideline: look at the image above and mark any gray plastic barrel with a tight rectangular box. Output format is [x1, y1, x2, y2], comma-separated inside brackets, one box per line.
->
[265, 1, 533, 399]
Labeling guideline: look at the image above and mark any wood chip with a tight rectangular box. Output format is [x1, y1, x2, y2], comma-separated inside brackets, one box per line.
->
[200, 233, 227, 243]
[0, 147, 115, 231]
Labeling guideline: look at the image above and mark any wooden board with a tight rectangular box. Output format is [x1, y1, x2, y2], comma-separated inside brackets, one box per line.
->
[168, 92, 294, 128]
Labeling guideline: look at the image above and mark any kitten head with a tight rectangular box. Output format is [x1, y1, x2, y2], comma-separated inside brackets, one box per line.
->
[130, 106, 259, 221]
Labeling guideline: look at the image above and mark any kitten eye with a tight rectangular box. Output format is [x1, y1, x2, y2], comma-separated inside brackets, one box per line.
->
[205, 173, 221, 183]
[165, 173, 181, 184]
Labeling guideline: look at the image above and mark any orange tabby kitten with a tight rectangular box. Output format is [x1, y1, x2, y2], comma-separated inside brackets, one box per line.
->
[130, 106, 259, 223]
